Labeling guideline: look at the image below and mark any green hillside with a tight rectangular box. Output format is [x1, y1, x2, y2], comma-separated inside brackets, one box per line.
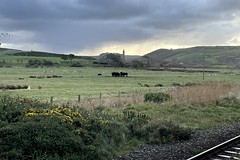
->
[144, 46, 240, 68]
[0, 48, 99, 67]
[0, 48, 22, 56]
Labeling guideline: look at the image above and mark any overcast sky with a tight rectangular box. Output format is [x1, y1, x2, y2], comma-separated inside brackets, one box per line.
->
[0, 0, 240, 55]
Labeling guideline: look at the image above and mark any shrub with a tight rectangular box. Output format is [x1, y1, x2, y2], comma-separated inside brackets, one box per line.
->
[155, 83, 163, 87]
[22, 85, 28, 89]
[184, 82, 197, 86]
[144, 92, 171, 103]
[215, 97, 240, 108]
[0, 94, 194, 159]
[0, 95, 24, 123]
[144, 84, 150, 87]
[0, 116, 83, 159]
[0, 85, 5, 90]
[172, 82, 182, 86]
[145, 121, 192, 144]
[70, 62, 84, 67]
[16, 85, 22, 89]
[121, 110, 151, 138]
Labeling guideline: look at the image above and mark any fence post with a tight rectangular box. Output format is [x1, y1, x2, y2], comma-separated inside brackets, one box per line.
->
[50, 96, 53, 104]
[78, 95, 81, 103]
[118, 91, 120, 98]
[100, 93, 102, 100]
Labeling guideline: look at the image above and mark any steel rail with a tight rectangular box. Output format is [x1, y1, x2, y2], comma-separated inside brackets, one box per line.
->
[187, 135, 240, 160]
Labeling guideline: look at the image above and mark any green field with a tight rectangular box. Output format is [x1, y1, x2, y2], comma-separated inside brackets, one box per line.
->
[0, 66, 239, 102]
[1, 51, 240, 159]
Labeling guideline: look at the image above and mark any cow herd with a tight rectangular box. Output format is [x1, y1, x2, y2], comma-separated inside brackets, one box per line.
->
[97, 72, 128, 77]
[111, 72, 128, 77]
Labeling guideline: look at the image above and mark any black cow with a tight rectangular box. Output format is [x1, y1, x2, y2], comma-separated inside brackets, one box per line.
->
[120, 72, 128, 77]
[112, 72, 120, 77]
[112, 72, 128, 77]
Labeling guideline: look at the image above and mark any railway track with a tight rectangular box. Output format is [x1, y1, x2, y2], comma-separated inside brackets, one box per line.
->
[187, 135, 240, 160]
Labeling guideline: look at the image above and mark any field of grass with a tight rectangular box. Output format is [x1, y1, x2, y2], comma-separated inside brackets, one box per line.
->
[0, 66, 240, 102]
[2, 48, 240, 159]
[1, 65, 240, 159]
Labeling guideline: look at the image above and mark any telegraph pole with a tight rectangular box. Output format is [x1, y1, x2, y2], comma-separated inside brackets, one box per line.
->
[202, 53, 205, 80]
[122, 49, 125, 65]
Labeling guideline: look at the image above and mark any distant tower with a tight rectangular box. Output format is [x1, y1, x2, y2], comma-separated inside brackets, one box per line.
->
[122, 49, 125, 64]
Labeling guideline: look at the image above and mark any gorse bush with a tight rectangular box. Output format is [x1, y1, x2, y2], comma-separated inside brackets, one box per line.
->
[0, 95, 144, 159]
[0, 94, 196, 159]
[144, 92, 171, 103]
[0, 116, 83, 159]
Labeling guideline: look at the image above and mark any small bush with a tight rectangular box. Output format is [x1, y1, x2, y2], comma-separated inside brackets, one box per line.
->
[144, 84, 150, 87]
[122, 110, 151, 137]
[215, 97, 240, 108]
[144, 92, 171, 103]
[16, 85, 22, 89]
[145, 121, 192, 144]
[172, 82, 182, 86]
[22, 85, 28, 89]
[184, 82, 197, 86]
[70, 62, 84, 67]
[155, 83, 163, 87]
[0, 85, 5, 89]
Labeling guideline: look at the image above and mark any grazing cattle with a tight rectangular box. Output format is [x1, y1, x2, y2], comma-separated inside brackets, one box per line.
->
[111, 72, 128, 77]
[112, 72, 120, 77]
[120, 72, 128, 77]
[98, 73, 102, 76]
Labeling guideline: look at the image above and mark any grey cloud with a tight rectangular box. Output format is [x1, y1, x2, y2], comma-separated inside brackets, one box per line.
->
[0, 0, 240, 54]
[0, 0, 148, 21]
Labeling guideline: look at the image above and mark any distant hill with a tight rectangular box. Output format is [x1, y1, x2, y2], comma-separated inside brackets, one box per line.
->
[1, 46, 240, 69]
[0, 48, 22, 56]
[0, 48, 96, 60]
[144, 46, 240, 68]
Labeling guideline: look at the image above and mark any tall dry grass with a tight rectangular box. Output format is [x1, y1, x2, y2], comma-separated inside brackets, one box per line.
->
[62, 82, 240, 109]
[65, 92, 145, 109]
[167, 82, 240, 104]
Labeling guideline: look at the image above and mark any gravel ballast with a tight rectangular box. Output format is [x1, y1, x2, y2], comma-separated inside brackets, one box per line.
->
[115, 122, 240, 160]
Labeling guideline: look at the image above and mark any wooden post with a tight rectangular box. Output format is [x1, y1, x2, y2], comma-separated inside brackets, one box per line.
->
[50, 96, 53, 104]
[78, 95, 81, 103]
[100, 93, 102, 99]
[118, 91, 120, 98]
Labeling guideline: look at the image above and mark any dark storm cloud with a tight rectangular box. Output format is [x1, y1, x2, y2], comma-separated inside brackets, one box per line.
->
[0, 0, 148, 20]
[0, 0, 239, 54]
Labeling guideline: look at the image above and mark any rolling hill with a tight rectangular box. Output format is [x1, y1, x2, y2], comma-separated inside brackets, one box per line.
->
[1, 46, 240, 69]
[144, 46, 240, 68]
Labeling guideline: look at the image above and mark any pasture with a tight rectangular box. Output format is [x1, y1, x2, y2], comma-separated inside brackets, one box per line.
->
[1, 65, 240, 159]
[0, 66, 239, 102]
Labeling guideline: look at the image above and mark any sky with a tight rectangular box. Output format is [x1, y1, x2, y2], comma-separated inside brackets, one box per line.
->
[0, 0, 240, 55]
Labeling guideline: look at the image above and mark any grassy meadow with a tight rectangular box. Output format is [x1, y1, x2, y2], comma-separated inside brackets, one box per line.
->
[0, 66, 239, 102]
[1, 51, 240, 159]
